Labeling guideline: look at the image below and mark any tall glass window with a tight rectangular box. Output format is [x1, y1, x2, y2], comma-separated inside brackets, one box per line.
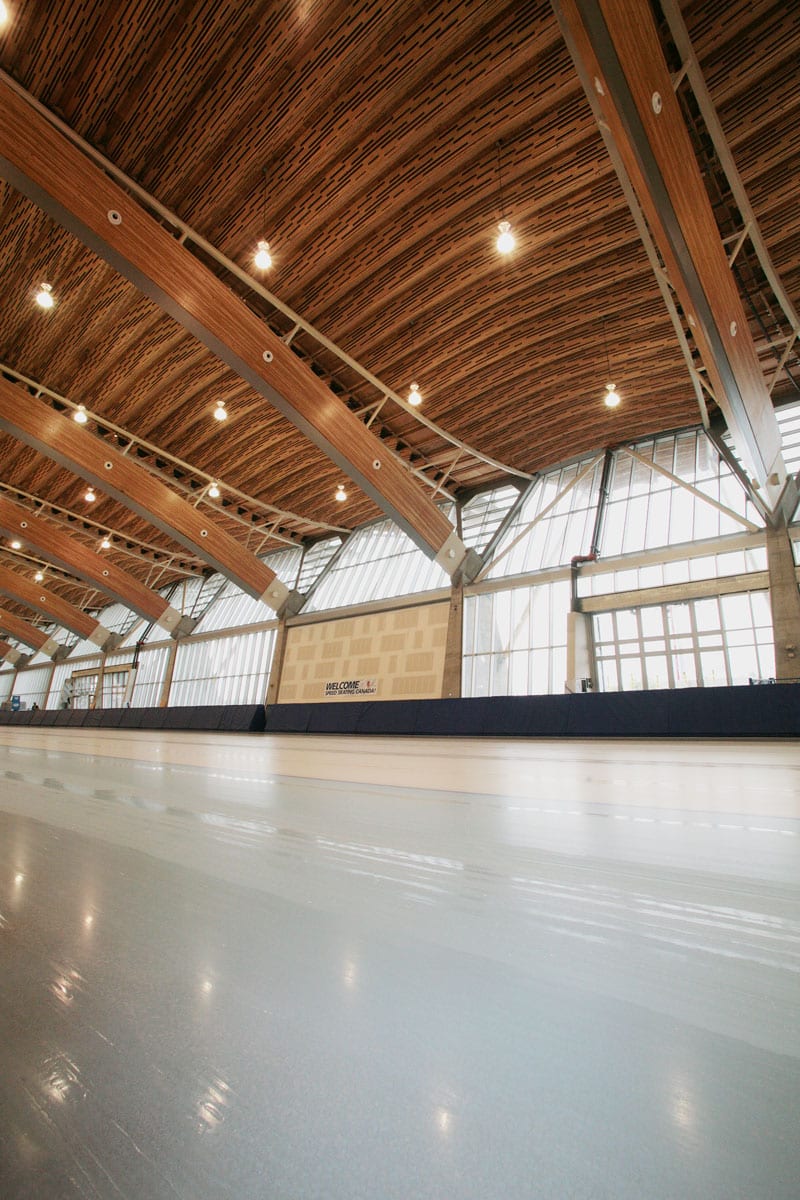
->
[306, 518, 450, 611]
[169, 629, 276, 706]
[484, 457, 604, 578]
[601, 432, 762, 557]
[463, 580, 571, 696]
[593, 591, 774, 691]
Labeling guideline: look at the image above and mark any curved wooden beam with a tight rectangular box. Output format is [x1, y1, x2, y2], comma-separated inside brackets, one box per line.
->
[0, 78, 473, 577]
[0, 493, 191, 636]
[0, 565, 120, 650]
[0, 380, 296, 614]
[0, 605, 66, 660]
[0, 637, 28, 668]
[553, 0, 788, 510]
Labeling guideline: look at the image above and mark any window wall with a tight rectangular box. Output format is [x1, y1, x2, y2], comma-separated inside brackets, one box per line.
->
[485, 456, 604, 579]
[169, 629, 276, 707]
[593, 592, 774, 692]
[463, 581, 571, 696]
[0, 421, 796, 709]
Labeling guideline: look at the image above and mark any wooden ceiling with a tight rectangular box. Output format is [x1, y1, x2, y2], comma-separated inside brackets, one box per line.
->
[0, 0, 798, 615]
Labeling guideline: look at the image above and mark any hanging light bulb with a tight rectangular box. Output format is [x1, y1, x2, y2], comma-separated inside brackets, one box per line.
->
[496, 220, 515, 254]
[34, 570, 44, 583]
[213, 399, 228, 422]
[100, 535, 111, 550]
[84, 487, 96, 502]
[35, 282, 55, 309]
[604, 382, 621, 408]
[208, 482, 221, 498]
[254, 239, 272, 271]
[334, 483, 348, 503]
[73, 405, 88, 425]
[408, 382, 422, 407]
[10, 539, 21, 550]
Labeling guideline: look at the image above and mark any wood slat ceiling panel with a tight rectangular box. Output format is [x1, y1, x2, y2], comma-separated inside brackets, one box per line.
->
[0, 0, 797, 615]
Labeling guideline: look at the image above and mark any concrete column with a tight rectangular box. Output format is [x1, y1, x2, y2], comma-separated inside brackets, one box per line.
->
[765, 525, 800, 681]
[566, 611, 595, 693]
[265, 620, 288, 705]
[440, 584, 463, 699]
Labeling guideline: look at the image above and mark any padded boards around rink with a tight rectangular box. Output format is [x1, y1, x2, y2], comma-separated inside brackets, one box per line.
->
[1, 685, 799, 737]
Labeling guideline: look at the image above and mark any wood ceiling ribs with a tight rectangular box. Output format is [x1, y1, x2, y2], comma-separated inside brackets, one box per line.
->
[0, 75, 471, 574]
[553, 0, 790, 510]
[0, 563, 118, 647]
[0, 378, 297, 615]
[0, 0, 794, 628]
[0, 492, 193, 633]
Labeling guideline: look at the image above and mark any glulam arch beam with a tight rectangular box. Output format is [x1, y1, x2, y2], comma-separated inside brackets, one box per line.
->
[0, 565, 120, 651]
[0, 381, 296, 614]
[553, 0, 788, 511]
[0, 78, 473, 578]
[0, 606, 66, 660]
[0, 493, 191, 636]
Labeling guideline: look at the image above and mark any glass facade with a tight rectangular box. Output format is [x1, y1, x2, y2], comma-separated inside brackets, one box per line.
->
[463, 581, 571, 697]
[0, 422, 796, 707]
[169, 629, 276, 707]
[485, 456, 604, 578]
[593, 592, 775, 691]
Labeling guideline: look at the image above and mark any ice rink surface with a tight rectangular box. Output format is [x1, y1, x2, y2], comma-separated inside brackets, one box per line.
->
[1, 728, 799, 1198]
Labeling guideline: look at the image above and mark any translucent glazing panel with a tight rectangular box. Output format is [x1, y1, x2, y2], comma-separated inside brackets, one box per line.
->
[460, 485, 522, 553]
[47, 662, 73, 710]
[168, 629, 276, 707]
[306, 520, 449, 611]
[130, 646, 171, 708]
[462, 580, 570, 697]
[485, 457, 603, 579]
[296, 538, 342, 594]
[9, 665, 52, 708]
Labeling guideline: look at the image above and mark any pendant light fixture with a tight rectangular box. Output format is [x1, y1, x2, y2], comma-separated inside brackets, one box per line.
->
[84, 487, 97, 502]
[494, 140, 516, 255]
[601, 318, 621, 408]
[35, 282, 55, 309]
[100, 535, 111, 550]
[208, 482, 221, 498]
[34, 569, 44, 583]
[334, 483, 348, 503]
[213, 399, 228, 422]
[10, 539, 21, 550]
[0, 3, 9, 28]
[253, 168, 273, 271]
[408, 382, 422, 407]
[73, 404, 88, 424]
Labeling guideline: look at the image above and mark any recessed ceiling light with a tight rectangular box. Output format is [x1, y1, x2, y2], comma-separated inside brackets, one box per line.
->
[254, 239, 272, 271]
[213, 400, 228, 422]
[334, 483, 347, 503]
[496, 220, 515, 254]
[73, 405, 88, 424]
[35, 282, 55, 309]
[408, 382, 422, 407]
[84, 487, 97, 503]
[604, 382, 621, 408]
[208, 482, 221, 498]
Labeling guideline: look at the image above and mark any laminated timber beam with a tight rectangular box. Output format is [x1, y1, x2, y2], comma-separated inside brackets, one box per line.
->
[0, 637, 29, 668]
[0, 565, 121, 651]
[553, 0, 789, 512]
[0, 493, 193, 637]
[0, 606, 66, 660]
[0, 79, 472, 579]
[0, 381, 296, 615]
